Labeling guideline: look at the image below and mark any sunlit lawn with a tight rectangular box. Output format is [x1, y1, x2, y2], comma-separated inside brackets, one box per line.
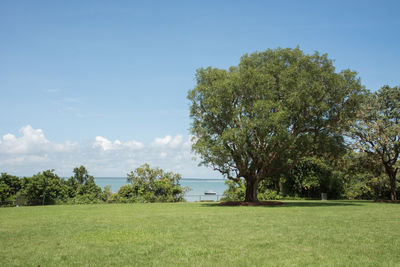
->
[0, 201, 399, 266]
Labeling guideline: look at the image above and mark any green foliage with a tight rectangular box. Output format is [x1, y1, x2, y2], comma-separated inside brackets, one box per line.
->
[64, 165, 104, 199]
[0, 173, 21, 205]
[351, 85, 400, 200]
[342, 152, 400, 200]
[281, 157, 345, 199]
[221, 178, 287, 201]
[188, 47, 364, 201]
[1, 166, 107, 206]
[117, 184, 135, 198]
[220, 179, 246, 201]
[0, 164, 186, 206]
[71, 165, 92, 185]
[222, 154, 368, 201]
[67, 166, 105, 204]
[103, 185, 113, 202]
[109, 184, 138, 203]
[122, 163, 187, 202]
[20, 170, 68, 205]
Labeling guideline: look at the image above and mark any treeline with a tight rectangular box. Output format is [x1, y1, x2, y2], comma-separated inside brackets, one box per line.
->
[222, 152, 398, 201]
[0, 164, 186, 207]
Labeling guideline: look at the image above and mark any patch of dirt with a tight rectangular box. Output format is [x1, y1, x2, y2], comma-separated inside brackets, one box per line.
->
[219, 201, 284, 206]
[374, 200, 400, 203]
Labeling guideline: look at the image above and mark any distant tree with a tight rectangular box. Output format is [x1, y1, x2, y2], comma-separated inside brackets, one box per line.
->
[21, 170, 67, 205]
[69, 165, 104, 202]
[351, 85, 400, 200]
[64, 165, 92, 198]
[103, 185, 113, 201]
[71, 165, 92, 185]
[0, 173, 21, 204]
[188, 47, 364, 202]
[126, 163, 186, 202]
[117, 184, 135, 199]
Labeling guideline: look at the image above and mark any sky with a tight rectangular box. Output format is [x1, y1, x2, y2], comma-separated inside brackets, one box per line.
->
[1, 0, 399, 177]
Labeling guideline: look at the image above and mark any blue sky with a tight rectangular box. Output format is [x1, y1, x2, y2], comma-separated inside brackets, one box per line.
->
[1, 0, 399, 177]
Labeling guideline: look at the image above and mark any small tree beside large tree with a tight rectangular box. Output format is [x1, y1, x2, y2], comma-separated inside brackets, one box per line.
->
[188, 47, 364, 202]
[352, 85, 400, 200]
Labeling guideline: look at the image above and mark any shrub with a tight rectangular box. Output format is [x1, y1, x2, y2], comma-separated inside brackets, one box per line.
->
[0, 173, 21, 206]
[119, 164, 187, 202]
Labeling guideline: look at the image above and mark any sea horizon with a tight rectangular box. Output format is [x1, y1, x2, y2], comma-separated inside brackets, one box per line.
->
[92, 177, 228, 202]
[93, 177, 227, 180]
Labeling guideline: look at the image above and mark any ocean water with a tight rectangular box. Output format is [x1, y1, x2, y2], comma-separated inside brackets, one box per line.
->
[181, 179, 228, 202]
[94, 177, 228, 202]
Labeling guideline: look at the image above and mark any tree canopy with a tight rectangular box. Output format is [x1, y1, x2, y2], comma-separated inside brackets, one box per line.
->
[125, 163, 186, 202]
[188, 47, 364, 202]
[0, 173, 21, 203]
[351, 85, 400, 200]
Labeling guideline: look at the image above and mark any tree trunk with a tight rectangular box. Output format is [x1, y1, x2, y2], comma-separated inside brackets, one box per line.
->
[384, 165, 397, 201]
[389, 174, 397, 201]
[245, 178, 259, 202]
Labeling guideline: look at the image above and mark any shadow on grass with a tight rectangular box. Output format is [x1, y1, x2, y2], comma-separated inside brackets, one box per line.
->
[199, 200, 365, 208]
[278, 201, 364, 208]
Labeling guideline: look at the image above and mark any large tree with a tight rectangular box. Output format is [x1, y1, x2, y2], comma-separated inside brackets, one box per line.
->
[352, 85, 400, 200]
[188, 47, 364, 202]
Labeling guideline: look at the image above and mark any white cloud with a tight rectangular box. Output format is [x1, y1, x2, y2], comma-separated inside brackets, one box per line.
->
[0, 125, 221, 178]
[3, 155, 50, 165]
[124, 140, 144, 150]
[93, 136, 114, 151]
[93, 136, 144, 151]
[152, 134, 183, 148]
[0, 125, 76, 155]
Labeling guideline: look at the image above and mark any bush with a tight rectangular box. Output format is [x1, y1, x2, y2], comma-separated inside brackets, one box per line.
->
[0, 173, 21, 206]
[220, 179, 245, 201]
[116, 163, 187, 203]
[20, 170, 68, 205]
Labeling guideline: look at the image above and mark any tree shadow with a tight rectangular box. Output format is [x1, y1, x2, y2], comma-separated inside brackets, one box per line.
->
[278, 201, 364, 208]
[199, 200, 365, 208]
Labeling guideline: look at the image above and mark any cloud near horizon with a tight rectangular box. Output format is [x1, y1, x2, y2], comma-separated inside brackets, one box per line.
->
[0, 125, 219, 178]
[92, 136, 144, 151]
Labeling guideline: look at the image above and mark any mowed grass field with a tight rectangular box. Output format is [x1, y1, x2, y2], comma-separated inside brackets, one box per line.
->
[0, 201, 399, 266]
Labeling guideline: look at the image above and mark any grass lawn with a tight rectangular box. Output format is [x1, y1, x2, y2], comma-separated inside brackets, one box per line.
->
[0, 201, 399, 266]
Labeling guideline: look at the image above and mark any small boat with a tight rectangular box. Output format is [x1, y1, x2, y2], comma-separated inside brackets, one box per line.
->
[204, 190, 217, 195]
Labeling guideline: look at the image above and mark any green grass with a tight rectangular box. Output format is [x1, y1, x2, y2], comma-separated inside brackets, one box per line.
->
[0, 201, 399, 266]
